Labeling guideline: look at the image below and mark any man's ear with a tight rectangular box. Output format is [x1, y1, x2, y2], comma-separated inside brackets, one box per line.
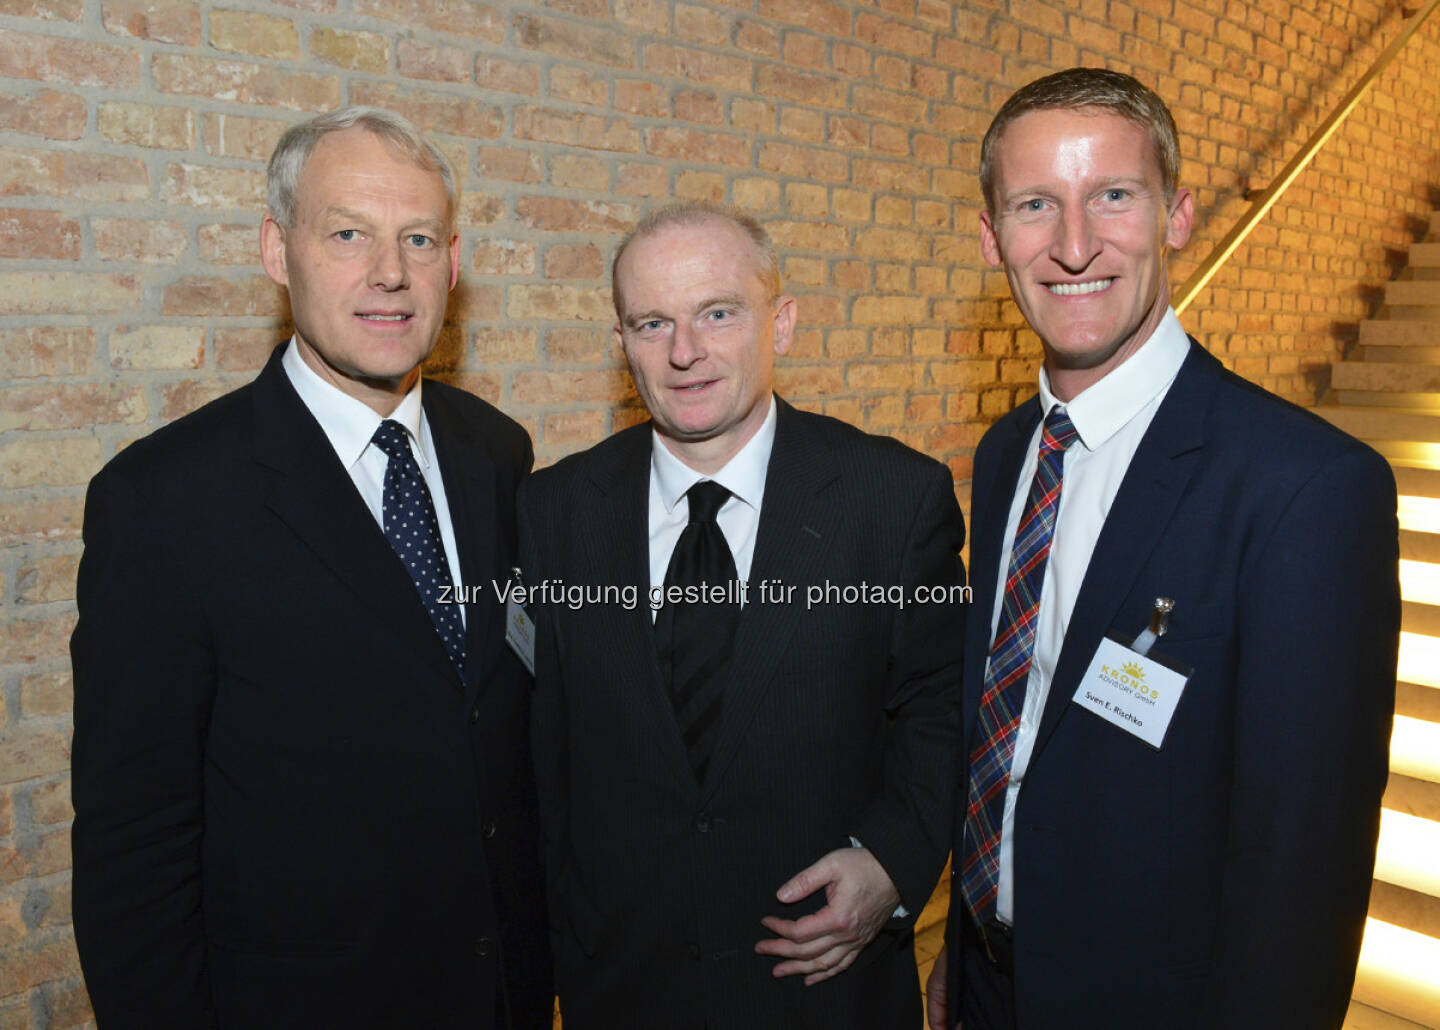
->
[447, 232, 460, 290]
[260, 214, 288, 287]
[772, 295, 796, 356]
[1165, 187, 1194, 251]
[979, 210, 1004, 269]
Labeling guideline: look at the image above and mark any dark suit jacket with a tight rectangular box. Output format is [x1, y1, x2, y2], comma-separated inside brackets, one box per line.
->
[520, 399, 966, 1030]
[945, 341, 1400, 1029]
[71, 344, 552, 1029]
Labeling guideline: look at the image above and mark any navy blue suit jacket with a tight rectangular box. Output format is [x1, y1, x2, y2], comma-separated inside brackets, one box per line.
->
[71, 345, 552, 1029]
[945, 341, 1399, 1028]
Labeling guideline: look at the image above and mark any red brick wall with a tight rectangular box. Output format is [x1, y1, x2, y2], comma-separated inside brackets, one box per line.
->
[2, 0, 1437, 1022]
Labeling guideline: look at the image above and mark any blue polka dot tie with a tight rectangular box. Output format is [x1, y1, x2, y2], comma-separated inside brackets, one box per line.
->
[371, 419, 466, 674]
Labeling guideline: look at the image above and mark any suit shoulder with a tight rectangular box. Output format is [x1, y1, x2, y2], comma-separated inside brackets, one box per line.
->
[425, 378, 530, 457]
[93, 380, 254, 491]
[527, 421, 648, 497]
[1206, 363, 1387, 473]
[789, 406, 951, 484]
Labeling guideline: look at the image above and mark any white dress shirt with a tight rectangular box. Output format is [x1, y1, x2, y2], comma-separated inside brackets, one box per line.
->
[646, 397, 777, 599]
[282, 339, 466, 627]
[992, 309, 1190, 924]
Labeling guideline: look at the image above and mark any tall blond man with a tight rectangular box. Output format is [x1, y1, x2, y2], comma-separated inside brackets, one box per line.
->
[521, 202, 966, 1029]
[928, 68, 1399, 1030]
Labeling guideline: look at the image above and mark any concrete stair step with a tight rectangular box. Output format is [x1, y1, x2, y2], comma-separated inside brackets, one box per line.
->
[1334, 363, 1440, 392]
[1360, 322, 1440, 347]
[1398, 630, 1439, 689]
[1384, 770, 1440, 824]
[1378, 442, 1440, 470]
[1343, 998, 1433, 1030]
[1370, 881, 1440, 946]
[1396, 466, 1440, 499]
[1411, 242, 1440, 267]
[1396, 681, 1440, 723]
[1352, 919, 1440, 1027]
[1317, 406, 1440, 443]
[1374, 808, 1440, 900]
[1334, 391, 1440, 412]
[1390, 713, 1440, 785]
[1404, 599, 1440, 635]
[1389, 282, 1440, 307]
[1361, 345, 1440, 364]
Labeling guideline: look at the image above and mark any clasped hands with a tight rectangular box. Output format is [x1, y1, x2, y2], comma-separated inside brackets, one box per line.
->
[753, 846, 900, 986]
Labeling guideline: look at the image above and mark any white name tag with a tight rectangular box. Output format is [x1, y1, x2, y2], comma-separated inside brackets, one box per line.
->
[505, 596, 536, 676]
[1072, 634, 1189, 749]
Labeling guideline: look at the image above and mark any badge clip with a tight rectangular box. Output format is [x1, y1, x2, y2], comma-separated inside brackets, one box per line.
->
[1131, 597, 1175, 657]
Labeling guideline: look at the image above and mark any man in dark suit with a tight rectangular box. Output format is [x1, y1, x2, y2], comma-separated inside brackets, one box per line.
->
[926, 68, 1400, 1030]
[520, 201, 966, 1029]
[70, 107, 550, 1029]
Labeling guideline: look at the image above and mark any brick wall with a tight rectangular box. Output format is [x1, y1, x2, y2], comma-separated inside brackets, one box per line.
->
[2, 0, 1437, 1023]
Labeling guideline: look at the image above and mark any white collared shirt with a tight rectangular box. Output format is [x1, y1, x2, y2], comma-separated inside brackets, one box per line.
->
[281, 339, 466, 627]
[647, 397, 777, 605]
[992, 309, 1190, 923]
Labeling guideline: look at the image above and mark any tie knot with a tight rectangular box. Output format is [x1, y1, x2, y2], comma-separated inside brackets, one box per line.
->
[1040, 407, 1079, 454]
[371, 419, 411, 462]
[686, 480, 730, 524]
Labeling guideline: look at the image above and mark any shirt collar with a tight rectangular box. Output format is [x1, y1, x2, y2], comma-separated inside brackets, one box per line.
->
[652, 395, 777, 515]
[281, 338, 430, 470]
[1036, 307, 1189, 451]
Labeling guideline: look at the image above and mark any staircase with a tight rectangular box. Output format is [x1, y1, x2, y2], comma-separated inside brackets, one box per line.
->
[1317, 210, 1440, 1030]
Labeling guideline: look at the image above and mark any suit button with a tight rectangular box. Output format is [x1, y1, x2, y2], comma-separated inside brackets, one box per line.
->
[694, 815, 710, 833]
[483, 820, 497, 840]
[474, 937, 492, 957]
[468, 705, 481, 724]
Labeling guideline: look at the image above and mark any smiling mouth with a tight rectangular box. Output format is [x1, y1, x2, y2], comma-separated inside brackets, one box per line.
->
[358, 313, 411, 322]
[1047, 279, 1113, 296]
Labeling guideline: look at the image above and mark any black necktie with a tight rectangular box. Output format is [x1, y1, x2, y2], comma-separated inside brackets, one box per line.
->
[657, 480, 741, 780]
[371, 419, 466, 674]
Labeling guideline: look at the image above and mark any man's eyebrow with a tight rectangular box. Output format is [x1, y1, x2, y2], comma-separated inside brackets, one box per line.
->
[315, 205, 449, 233]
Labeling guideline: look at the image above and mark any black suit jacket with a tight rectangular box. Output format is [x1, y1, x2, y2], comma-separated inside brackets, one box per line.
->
[945, 342, 1400, 1028]
[521, 399, 966, 1030]
[71, 344, 552, 1029]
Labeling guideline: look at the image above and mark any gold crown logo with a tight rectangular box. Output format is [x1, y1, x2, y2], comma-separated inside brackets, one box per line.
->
[1122, 661, 1146, 681]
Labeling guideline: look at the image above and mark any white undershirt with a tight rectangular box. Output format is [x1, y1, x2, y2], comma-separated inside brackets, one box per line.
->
[646, 396, 777, 600]
[282, 339, 466, 627]
[992, 309, 1190, 924]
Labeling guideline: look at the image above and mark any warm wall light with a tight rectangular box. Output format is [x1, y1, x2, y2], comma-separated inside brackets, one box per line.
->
[1376, 808, 1440, 898]
[1353, 919, 1440, 1026]
[1400, 560, 1440, 609]
[1398, 494, 1440, 533]
[1397, 631, 1440, 689]
[1390, 714, 1440, 783]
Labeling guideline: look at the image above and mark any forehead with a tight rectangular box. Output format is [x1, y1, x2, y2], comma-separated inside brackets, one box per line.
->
[295, 128, 446, 212]
[992, 107, 1160, 189]
[616, 219, 764, 305]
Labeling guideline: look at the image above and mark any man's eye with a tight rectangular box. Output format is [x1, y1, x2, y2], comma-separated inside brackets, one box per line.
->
[336, 229, 358, 241]
[706, 309, 730, 321]
[1022, 198, 1045, 212]
[642, 320, 664, 331]
[408, 234, 434, 248]
[1104, 189, 1128, 202]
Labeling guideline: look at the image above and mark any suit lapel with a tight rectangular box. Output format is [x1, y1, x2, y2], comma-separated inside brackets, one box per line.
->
[587, 426, 699, 787]
[425, 392, 501, 693]
[1028, 342, 1216, 760]
[251, 346, 459, 688]
[700, 400, 841, 802]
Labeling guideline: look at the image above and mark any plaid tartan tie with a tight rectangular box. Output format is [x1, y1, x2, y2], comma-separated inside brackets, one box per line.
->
[960, 406, 1079, 923]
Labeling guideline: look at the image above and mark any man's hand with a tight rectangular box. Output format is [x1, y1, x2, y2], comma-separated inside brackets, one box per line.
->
[925, 943, 950, 1028]
[754, 846, 901, 986]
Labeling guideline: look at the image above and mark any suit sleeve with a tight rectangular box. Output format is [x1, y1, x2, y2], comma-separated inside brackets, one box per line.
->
[70, 465, 220, 1028]
[851, 461, 967, 917]
[1204, 445, 1399, 1028]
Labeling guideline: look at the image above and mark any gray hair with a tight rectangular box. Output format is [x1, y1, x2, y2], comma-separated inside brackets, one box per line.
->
[611, 201, 781, 316]
[266, 106, 457, 228]
[980, 67, 1181, 211]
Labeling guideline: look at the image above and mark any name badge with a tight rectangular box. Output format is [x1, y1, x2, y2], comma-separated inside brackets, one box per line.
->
[1071, 599, 1190, 749]
[503, 566, 536, 675]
